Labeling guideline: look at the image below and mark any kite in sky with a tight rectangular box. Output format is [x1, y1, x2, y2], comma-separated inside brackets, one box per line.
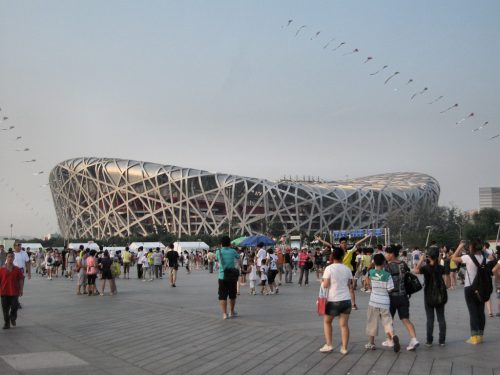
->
[33, 171, 44, 176]
[2, 116, 8, 121]
[283, 19, 293, 28]
[15, 136, 22, 140]
[24, 159, 36, 163]
[16, 148, 30, 152]
[428, 96, 444, 105]
[370, 65, 388, 76]
[343, 48, 359, 56]
[410, 87, 428, 100]
[323, 38, 335, 49]
[472, 121, 488, 133]
[310, 31, 321, 40]
[363, 57, 373, 64]
[440, 103, 459, 113]
[332, 42, 346, 51]
[295, 25, 307, 37]
[1, 125, 14, 131]
[384, 71, 400, 85]
[455, 113, 474, 125]
[488, 134, 500, 140]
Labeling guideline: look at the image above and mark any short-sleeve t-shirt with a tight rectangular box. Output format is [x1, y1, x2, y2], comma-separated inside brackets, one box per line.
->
[13, 250, 30, 270]
[86, 256, 98, 275]
[256, 248, 267, 267]
[0, 266, 24, 296]
[166, 250, 179, 267]
[122, 251, 132, 263]
[322, 263, 352, 302]
[100, 258, 112, 272]
[217, 247, 240, 280]
[368, 269, 394, 309]
[342, 247, 357, 271]
[267, 254, 278, 271]
[461, 254, 485, 287]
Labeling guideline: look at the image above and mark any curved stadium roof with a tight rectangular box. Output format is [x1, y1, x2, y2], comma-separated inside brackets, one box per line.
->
[49, 157, 440, 239]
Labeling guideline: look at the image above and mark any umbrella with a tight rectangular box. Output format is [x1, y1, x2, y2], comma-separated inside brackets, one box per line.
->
[240, 235, 275, 247]
[231, 236, 248, 246]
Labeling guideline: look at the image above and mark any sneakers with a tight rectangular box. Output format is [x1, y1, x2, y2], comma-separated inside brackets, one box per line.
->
[228, 311, 238, 318]
[439, 343, 446, 347]
[364, 343, 376, 350]
[425, 342, 433, 348]
[340, 347, 348, 355]
[466, 336, 480, 345]
[393, 335, 400, 353]
[10, 319, 16, 327]
[2, 324, 10, 330]
[319, 344, 333, 353]
[382, 339, 394, 348]
[406, 338, 420, 351]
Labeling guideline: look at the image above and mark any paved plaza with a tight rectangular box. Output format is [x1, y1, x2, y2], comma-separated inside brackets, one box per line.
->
[1, 269, 499, 375]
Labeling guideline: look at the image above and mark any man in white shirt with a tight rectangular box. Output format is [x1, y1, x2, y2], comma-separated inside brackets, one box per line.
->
[13, 242, 31, 280]
[136, 247, 144, 279]
[256, 242, 267, 275]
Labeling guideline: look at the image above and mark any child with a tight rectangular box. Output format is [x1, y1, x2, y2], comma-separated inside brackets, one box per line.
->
[260, 259, 269, 295]
[248, 259, 257, 295]
[365, 253, 400, 352]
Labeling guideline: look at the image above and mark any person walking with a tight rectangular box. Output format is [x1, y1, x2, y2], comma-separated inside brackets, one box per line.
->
[217, 236, 240, 319]
[98, 250, 114, 296]
[0, 252, 24, 329]
[364, 253, 400, 352]
[136, 246, 144, 279]
[86, 250, 98, 296]
[384, 244, 419, 351]
[414, 247, 447, 347]
[122, 247, 132, 279]
[152, 248, 164, 279]
[298, 247, 310, 286]
[165, 244, 179, 287]
[284, 248, 293, 283]
[319, 248, 355, 355]
[207, 250, 215, 274]
[0, 245, 6, 267]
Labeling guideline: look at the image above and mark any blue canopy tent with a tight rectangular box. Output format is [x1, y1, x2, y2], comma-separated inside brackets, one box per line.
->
[239, 235, 275, 247]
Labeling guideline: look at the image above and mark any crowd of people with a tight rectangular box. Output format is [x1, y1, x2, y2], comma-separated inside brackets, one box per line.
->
[1, 236, 499, 359]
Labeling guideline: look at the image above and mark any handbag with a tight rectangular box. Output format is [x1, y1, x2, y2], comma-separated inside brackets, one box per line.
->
[404, 270, 422, 295]
[316, 285, 328, 316]
[218, 250, 240, 282]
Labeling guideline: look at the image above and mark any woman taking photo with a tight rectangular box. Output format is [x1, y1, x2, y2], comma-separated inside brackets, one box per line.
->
[319, 247, 355, 355]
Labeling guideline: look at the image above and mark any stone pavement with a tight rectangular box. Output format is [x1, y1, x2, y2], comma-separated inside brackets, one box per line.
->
[1, 268, 499, 375]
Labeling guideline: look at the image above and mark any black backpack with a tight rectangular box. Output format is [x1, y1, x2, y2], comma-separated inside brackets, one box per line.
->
[468, 253, 493, 303]
[427, 267, 448, 307]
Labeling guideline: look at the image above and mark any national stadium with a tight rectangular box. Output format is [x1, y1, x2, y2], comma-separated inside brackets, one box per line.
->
[49, 157, 440, 239]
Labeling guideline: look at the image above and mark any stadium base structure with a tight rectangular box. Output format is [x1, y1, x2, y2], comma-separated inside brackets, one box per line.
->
[49, 158, 440, 239]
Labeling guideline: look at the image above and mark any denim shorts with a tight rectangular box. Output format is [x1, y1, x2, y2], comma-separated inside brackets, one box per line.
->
[325, 300, 352, 317]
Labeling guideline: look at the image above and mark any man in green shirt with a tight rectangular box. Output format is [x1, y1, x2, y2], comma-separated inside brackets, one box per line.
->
[217, 236, 240, 320]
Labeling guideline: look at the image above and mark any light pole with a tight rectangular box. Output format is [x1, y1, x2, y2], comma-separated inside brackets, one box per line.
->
[425, 225, 432, 248]
[495, 222, 500, 248]
[399, 223, 407, 246]
[10, 224, 13, 239]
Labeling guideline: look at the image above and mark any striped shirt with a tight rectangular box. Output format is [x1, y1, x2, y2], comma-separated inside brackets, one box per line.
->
[368, 269, 394, 309]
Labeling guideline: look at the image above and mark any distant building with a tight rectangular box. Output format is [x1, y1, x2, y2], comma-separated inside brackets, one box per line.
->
[479, 187, 500, 211]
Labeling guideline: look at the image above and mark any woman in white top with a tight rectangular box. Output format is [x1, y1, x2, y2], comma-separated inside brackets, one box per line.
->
[320, 247, 355, 355]
[452, 240, 488, 344]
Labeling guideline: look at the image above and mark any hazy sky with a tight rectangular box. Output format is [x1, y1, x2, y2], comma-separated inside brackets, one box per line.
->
[1, 0, 499, 237]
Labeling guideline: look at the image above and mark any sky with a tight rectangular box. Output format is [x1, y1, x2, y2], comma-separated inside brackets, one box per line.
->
[0, 0, 499, 237]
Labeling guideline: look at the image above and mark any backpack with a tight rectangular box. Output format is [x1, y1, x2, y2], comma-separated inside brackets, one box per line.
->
[398, 262, 422, 296]
[427, 267, 448, 307]
[468, 253, 493, 303]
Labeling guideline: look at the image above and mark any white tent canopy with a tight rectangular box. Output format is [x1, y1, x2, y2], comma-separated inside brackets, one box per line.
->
[173, 241, 209, 254]
[21, 243, 43, 251]
[129, 242, 165, 253]
[68, 242, 100, 251]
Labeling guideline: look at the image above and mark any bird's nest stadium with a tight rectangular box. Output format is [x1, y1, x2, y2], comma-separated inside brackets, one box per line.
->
[49, 157, 440, 239]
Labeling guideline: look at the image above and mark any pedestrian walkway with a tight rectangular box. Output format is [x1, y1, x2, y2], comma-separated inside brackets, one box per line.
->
[1, 271, 499, 374]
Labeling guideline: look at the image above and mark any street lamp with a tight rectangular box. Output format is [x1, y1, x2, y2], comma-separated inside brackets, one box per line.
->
[425, 226, 432, 248]
[10, 224, 13, 239]
[495, 222, 500, 248]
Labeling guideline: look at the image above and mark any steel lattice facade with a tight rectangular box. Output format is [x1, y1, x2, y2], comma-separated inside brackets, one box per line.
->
[49, 157, 440, 239]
